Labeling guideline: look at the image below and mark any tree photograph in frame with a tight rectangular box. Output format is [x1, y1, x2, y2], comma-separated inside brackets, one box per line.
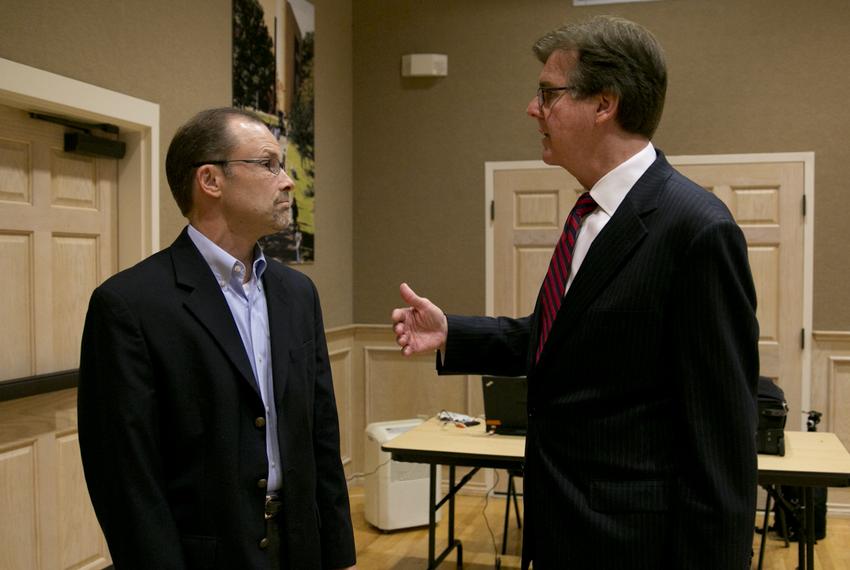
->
[233, 0, 315, 263]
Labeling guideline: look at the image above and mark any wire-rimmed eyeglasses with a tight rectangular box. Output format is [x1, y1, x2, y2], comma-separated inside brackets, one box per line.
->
[192, 157, 285, 176]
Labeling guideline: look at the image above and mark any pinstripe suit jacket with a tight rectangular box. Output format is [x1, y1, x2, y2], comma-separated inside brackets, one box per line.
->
[439, 151, 759, 569]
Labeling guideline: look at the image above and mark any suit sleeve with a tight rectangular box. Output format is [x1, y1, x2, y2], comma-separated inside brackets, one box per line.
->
[438, 314, 533, 377]
[308, 282, 356, 569]
[77, 287, 186, 570]
[668, 220, 759, 567]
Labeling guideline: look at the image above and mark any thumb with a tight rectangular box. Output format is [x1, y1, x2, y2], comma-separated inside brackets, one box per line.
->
[399, 282, 427, 309]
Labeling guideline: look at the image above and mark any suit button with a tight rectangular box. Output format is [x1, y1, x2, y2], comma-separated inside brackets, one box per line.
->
[259, 537, 270, 549]
[257, 478, 267, 489]
[255, 416, 266, 428]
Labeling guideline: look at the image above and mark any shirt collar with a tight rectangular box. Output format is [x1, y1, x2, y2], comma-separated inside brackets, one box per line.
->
[186, 225, 267, 286]
[589, 142, 656, 217]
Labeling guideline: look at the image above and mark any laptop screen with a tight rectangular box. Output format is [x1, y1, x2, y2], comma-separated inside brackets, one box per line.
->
[481, 376, 528, 435]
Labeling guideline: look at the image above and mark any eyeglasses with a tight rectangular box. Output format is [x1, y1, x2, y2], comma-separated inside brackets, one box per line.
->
[192, 157, 285, 176]
[537, 85, 577, 110]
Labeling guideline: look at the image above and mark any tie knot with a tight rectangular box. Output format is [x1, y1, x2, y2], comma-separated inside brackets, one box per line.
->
[563, 192, 597, 232]
[575, 191, 597, 211]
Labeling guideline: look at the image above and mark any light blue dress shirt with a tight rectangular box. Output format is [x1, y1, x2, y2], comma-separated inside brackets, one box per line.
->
[187, 225, 281, 491]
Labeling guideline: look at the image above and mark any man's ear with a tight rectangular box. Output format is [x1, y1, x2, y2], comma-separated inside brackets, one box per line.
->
[195, 164, 223, 199]
[595, 91, 620, 125]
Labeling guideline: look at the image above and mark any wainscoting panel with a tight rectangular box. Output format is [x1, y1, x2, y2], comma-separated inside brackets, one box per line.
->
[328, 346, 353, 466]
[56, 430, 108, 569]
[364, 347, 466, 425]
[0, 439, 39, 569]
[812, 331, 850, 514]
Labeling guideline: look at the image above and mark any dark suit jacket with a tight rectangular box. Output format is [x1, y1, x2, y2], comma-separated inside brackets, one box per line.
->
[78, 228, 355, 570]
[440, 152, 759, 569]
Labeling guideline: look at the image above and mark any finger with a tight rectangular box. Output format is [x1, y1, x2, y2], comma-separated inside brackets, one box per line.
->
[399, 282, 426, 309]
[396, 334, 408, 347]
[390, 307, 406, 323]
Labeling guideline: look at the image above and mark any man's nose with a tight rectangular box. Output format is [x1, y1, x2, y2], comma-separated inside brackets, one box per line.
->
[278, 170, 294, 191]
[527, 96, 542, 118]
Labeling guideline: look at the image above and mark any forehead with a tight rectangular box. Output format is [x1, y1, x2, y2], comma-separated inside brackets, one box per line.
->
[227, 117, 280, 155]
[538, 50, 578, 85]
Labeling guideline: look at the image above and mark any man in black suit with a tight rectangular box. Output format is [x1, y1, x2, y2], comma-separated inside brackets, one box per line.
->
[78, 108, 356, 570]
[392, 16, 759, 569]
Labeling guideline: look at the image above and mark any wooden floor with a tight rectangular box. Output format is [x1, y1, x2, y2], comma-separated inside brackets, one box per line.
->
[349, 488, 850, 569]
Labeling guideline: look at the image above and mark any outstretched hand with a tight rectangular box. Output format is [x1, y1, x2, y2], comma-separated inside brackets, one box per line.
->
[391, 283, 448, 356]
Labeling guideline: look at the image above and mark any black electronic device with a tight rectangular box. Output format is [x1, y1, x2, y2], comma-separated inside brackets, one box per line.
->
[481, 376, 528, 436]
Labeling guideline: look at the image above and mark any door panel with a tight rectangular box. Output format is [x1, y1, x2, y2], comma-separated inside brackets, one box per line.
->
[0, 104, 116, 381]
[674, 161, 805, 422]
[0, 104, 114, 568]
[494, 167, 582, 319]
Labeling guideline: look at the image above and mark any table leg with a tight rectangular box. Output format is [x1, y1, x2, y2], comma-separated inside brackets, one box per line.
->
[449, 465, 456, 547]
[796, 486, 805, 570]
[429, 463, 436, 569]
[805, 486, 815, 570]
[757, 490, 771, 570]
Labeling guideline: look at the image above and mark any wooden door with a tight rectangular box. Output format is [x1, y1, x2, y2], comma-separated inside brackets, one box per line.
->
[0, 104, 117, 380]
[492, 157, 808, 426]
[0, 104, 115, 569]
[673, 160, 806, 426]
[493, 167, 583, 319]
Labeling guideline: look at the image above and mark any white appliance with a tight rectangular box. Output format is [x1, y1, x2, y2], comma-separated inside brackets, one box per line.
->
[364, 418, 440, 530]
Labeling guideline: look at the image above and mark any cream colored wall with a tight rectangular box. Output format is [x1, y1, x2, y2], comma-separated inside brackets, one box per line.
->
[352, 0, 850, 331]
[0, 0, 354, 326]
[0, 0, 230, 250]
[300, 0, 354, 325]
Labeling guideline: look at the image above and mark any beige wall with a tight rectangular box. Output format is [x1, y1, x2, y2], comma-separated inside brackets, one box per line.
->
[0, 0, 354, 327]
[1, 0, 849, 330]
[0, 0, 231, 250]
[352, 0, 850, 331]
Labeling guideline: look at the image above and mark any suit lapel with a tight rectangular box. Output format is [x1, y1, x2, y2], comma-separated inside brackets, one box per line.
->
[263, 265, 291, 409]
[535, 152, 673, 367]
[171, 229, 260, 395]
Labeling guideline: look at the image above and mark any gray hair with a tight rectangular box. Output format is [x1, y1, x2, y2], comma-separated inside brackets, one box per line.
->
[533, 15, 667, 139]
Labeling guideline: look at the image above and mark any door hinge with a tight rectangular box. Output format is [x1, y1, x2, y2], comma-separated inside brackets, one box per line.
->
[801, 328, 805, 349]
[802, 194, 806, 217]
[490, 199, 495, 221]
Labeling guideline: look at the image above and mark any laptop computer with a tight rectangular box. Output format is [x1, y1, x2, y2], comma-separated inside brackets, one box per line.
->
[481, 376, 528, 435]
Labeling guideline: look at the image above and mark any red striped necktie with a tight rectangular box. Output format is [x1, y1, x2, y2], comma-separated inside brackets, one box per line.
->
[535, 192, 598, 363]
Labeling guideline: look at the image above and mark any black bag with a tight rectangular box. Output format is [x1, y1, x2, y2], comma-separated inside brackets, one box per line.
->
[756, 376, 787, 456]
[770, 410, 828, 541]
[771, 486, 828, 541]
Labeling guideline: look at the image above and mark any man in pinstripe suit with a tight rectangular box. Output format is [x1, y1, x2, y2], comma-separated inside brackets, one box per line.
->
[392, 16, 759, 569]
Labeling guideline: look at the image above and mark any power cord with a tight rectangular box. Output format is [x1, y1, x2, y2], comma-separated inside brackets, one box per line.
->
[480, 469, 503, 569]
[345, 457, 391, 483]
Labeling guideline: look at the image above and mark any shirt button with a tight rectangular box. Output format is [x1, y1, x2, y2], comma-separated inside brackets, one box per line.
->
[257, 478, 268, 489]
[255, 417, 266, 428]
[259, 537, 270, 549]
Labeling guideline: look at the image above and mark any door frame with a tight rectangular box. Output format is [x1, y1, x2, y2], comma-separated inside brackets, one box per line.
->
[485, 152, 815, 428]
[0, 57, 160, 266]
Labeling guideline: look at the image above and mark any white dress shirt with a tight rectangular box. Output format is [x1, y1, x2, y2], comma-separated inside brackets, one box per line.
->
[565, 142, 657, 295]
[187, 225, 281, 491]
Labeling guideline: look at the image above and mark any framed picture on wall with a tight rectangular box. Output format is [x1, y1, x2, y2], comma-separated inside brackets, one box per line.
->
[233, 0, 315, 263]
